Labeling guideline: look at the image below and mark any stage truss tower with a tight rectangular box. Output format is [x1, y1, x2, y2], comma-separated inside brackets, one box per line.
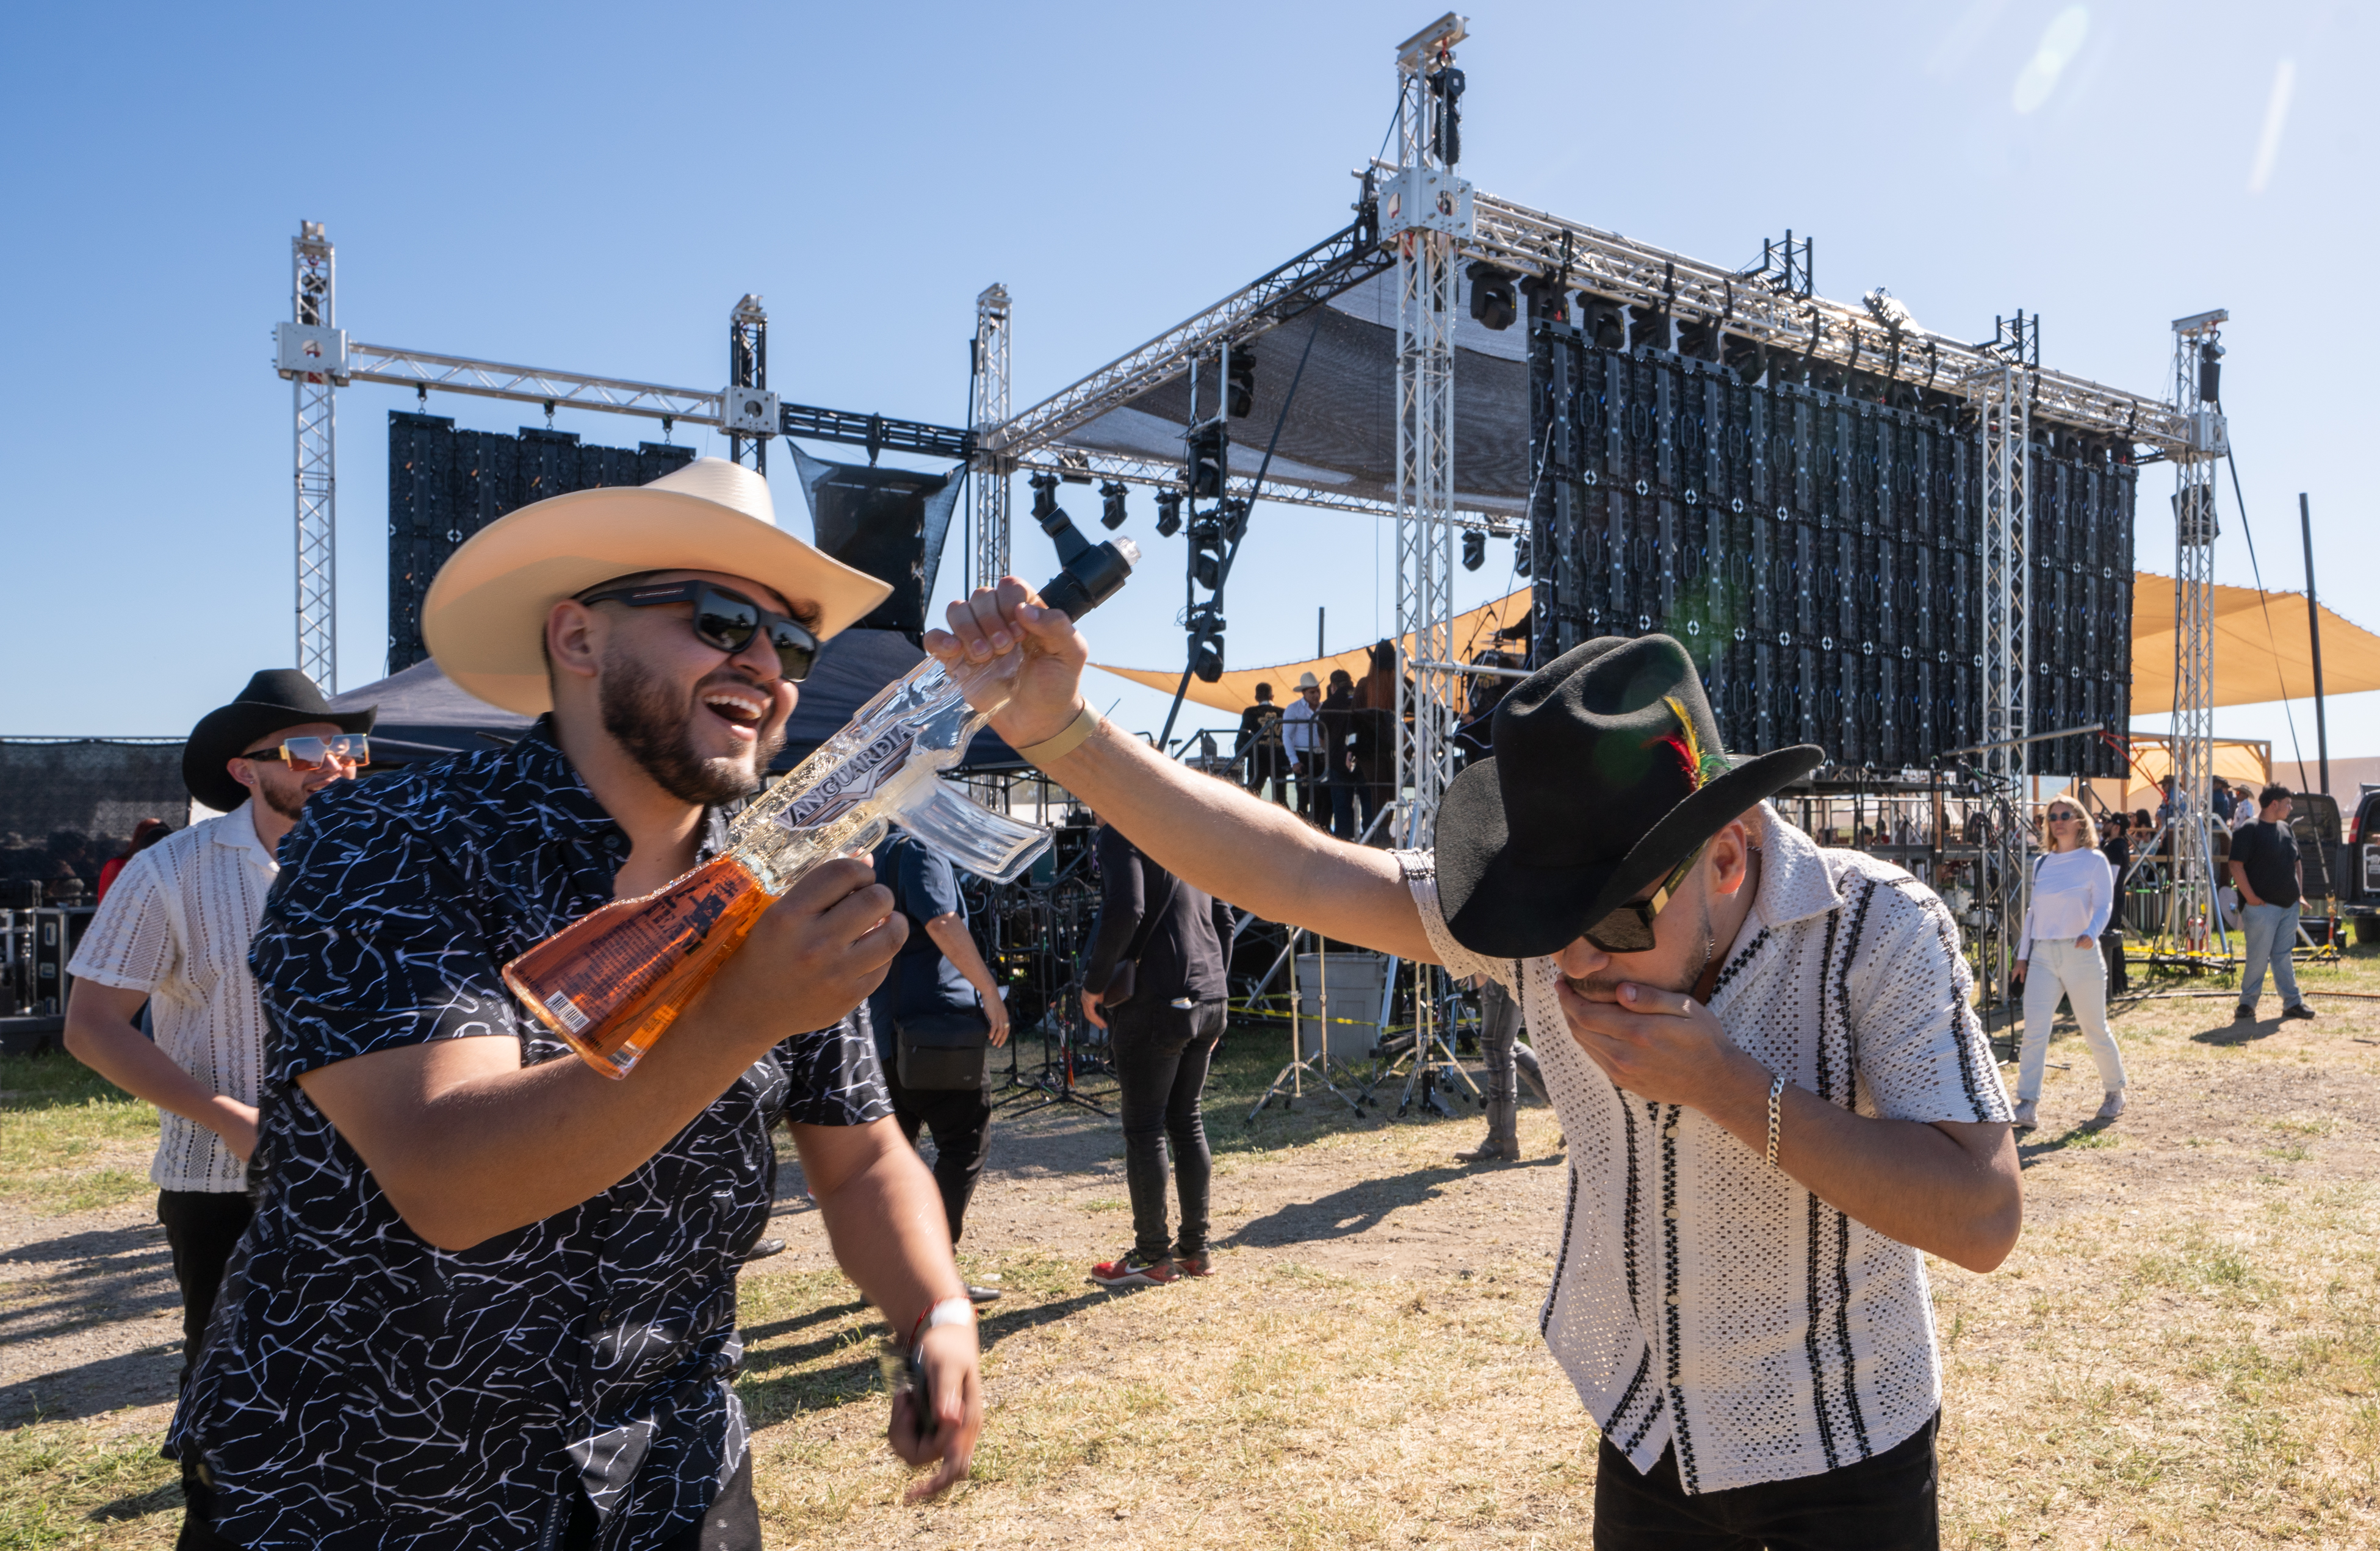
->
[727, 295, 769, 474]
[290, 223, 339, 689]
[972, 284, 1014, 588]
[1387, 13, 1471, 848]
[2166, 309, 2229, 955]
[1969, 316, 2034, 1011]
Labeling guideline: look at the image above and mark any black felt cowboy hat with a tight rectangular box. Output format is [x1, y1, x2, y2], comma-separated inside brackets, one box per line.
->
[1435, 635, 1823, 959]
[182, 669, 377, 813]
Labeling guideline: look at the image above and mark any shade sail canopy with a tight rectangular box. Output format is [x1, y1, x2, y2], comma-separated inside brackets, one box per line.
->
[2116, 733, 2273, 790]
[1095, 589, 1532, 716]
[2127, 573, 2380, 710]
[1099, 574, 2380, 723]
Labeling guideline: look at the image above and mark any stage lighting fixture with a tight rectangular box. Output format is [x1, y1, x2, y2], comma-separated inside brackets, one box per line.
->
[1583, 301, 1626, 351]
[1226, 348, 1257, 419]
[1185, 420, 1228, 500]
[1218, 496, 1250, 544]
[1466, 262, 1518, 331]
[1189, 514, 1226, 591]
[1513, 533, 1532, 577]
[1028, 470, 1062, 522]
[1721, 333, 1768, 384]
[1462, 529, 1485, 570]
[1518, 273, 1568, 326]
[1098, 480, 1129, 530]
[1677, 315, 1721, 362]
[1628, 304, 1670, 353]
[2198, 340, 2224, 404]
[1153, 489, 1184, 538]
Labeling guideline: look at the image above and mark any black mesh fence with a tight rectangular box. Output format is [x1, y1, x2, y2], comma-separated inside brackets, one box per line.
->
[0, 738, 188, 892]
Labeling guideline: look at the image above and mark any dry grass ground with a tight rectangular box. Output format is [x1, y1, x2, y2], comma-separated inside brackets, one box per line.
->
[3, 941, 2378, 1549]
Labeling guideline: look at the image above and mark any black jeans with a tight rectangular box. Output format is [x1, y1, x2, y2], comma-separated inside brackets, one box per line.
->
[156, 1190, 253, 1389]
[1108, 998, 1224, 1262]
[884, 1063, 992, 1244]
[177, 1450, 761, 1551]
[1593, 1412, 1939, 1550]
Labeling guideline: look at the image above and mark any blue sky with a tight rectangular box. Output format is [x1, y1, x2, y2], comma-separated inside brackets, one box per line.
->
[2, 0, 2368, 776]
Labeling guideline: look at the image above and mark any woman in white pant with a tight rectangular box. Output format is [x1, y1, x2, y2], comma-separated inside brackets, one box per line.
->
[2013, 799, 2127, 1129]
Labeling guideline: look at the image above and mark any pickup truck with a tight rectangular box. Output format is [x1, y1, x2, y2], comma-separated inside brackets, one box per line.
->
[2337, 788, 2380, 945]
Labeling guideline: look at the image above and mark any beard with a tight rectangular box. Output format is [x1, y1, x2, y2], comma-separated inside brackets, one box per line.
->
[599, 650, 783, 806]
[259, 782, 308, 823]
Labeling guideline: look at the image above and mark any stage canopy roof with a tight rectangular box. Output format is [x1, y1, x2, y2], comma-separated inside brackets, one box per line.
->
[1060, 272, 1532, 516]
[1097, 575, 2380, 718]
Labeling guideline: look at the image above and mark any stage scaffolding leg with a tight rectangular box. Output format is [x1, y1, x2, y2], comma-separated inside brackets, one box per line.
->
[2165, 310, 2230, 966]
[290, 223, 338, 691]
[1969, 334, 2032, 1055]
[971, 284, 1012, 592]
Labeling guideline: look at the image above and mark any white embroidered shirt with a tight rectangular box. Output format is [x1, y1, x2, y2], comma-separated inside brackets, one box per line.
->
[1401, 804, 2010, 1494]
[67, 805, 278, 1192]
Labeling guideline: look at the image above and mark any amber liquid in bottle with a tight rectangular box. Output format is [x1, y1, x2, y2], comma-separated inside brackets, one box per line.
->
[502, 853, 777, 1079]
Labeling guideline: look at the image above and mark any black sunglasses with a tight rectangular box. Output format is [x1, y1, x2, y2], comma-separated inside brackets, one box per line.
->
[577, 580, 820, 682]
[1581, 844, 1704, 954]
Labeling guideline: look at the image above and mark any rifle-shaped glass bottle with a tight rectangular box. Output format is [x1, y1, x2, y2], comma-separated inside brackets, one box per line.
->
[504, 531, 1137, 1078]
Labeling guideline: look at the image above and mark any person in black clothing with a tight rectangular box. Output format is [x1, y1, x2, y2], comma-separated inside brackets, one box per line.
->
[1234, 684, 1289, 805]
[2099, 814, 2132, 996]
[2230, 783, 2315, 1023]
[1079, 820, 1235, 1289]
[870, 832, 1011, 1300]
[1321, 669, 1366, 841]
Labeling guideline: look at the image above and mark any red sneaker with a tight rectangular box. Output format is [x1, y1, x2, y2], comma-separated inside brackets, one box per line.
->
[1174, 1251, 1214, 1278]
[1089, 1250, 1177, 1289]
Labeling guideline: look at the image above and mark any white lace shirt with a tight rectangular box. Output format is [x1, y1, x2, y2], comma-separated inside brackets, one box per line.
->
[67, 805, 278, 1192]
[1401, 805, 2010, 1494]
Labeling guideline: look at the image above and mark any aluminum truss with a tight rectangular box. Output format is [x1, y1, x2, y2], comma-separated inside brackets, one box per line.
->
[2165, 309, 2229, 956]
[971, 284, 1013, 587]
[1968, 317, 2035, 1031]
[727, 295, 771, 474]
[1387, 15, 1469, 849]
[287, 224, 338, 689]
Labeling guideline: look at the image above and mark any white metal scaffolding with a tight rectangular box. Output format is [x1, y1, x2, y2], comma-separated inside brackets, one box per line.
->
[1387, 14, 1470, 849]
[1971, 345, 2032, 996]
[971, 284, 1013, 588]
[290, 224, 338, 690]
[2166, 309, 2229, 955]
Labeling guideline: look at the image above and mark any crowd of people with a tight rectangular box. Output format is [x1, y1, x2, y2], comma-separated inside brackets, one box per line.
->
[49, 448, 2335, 1549]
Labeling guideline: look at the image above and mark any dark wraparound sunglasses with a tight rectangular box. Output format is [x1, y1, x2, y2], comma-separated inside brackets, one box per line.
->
[238, 735, 370, 772]
[577, 580, 820, 682]
[1580, 844, 1705, 954]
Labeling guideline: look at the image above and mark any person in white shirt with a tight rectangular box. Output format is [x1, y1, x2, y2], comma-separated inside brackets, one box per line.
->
[63, 671, 373, 1394]
[939, 596, 2019, 1546]
[1279, 671, 1325, 824]
[2011, 799, 2124, 1130]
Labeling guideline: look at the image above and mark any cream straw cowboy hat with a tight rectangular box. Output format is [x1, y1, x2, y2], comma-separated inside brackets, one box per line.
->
[423, 458, 891, 714]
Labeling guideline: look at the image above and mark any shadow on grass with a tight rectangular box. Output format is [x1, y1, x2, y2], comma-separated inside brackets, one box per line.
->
[0, 1052, 139, 1113]
[1220, 1156, 1556, 1249]
[738, 1289, 1107, 1422]
[742, 1297, 870, 1347]
[2016, 1117, 2118, 1165]
[87, 1478, 184, 1524]
[2191, 1014, 2274, 1047]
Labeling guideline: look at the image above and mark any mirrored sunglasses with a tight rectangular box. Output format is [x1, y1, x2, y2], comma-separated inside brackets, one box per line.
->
[577, 579, 819, 682]
[238, 735, 370, 772]
[1580, 844, 1704, 954]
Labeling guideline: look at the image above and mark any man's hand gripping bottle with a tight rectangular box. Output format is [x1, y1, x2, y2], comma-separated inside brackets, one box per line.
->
[502, 525, 1136, 1078]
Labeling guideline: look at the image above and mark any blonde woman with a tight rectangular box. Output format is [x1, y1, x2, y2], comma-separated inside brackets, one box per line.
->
[2013, 801, 2126, 1128]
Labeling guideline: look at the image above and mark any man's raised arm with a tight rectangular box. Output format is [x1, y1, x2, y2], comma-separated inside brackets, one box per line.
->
[926, 580, 1437, 964]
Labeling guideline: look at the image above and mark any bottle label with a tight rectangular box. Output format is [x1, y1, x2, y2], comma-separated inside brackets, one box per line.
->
[781, 725, 918, 830]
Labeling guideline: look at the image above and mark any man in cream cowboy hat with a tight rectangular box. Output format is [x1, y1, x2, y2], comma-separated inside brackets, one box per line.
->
[169, 459, 983, 1550]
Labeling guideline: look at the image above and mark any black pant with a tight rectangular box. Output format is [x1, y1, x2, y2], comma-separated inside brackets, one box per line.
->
[178, 1450, 762, 1551]
[1593, 1412, 1939, 1550]
[1328, 779, 1377, 842]
[884, 1063, 992, 1244]
[1109, 998, 1224, 1262]
[157, 1190, 253, 1389]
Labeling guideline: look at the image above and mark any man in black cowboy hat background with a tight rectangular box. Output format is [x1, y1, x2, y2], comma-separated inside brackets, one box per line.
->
[930, 581, 2020, 1548]
[65, 670, 373, 1420]
[168, 460, 983, 1551]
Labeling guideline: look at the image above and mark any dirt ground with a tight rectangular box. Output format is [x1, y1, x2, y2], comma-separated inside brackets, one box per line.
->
[7, 957, 2380, 1547]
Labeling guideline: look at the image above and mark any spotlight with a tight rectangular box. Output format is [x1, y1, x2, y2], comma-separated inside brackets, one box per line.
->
[1098, 480, 1128, 530]
[1721, 333, 1768, 384]
[1185, 420, 1228, 500]
[1217, 496, 1249, 544]
[1462, 529, 1485, 570]
[1189, 514, 1226, 591]
[1028, 470, 1062, 522]
[1153, 489, 1184, 538]
[2198, 340, 2224, 405]
[1466, 262, 1518, 331]
[1518, 272, 1568, 326]
[1189, 602, 1226, 682]
[1628, 304, 1669, 353]
[1194, 639, 1225, 682]
[1427, 65, 1465, 165]
[1582, 301, 1626, 351]
[1513, 533, 1532, 577]
[1226, 347, 1257, 419]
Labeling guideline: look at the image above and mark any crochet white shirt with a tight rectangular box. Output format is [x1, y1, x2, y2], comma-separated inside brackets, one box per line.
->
[67, 805, 278, 1192]
[1401, 805, 2010, 1494]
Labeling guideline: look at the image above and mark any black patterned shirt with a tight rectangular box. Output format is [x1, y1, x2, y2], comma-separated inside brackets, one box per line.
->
[170, 721, 890, 1550]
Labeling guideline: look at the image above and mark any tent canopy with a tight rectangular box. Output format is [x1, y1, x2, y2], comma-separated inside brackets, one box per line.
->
[1097, 574, 2380, 723]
